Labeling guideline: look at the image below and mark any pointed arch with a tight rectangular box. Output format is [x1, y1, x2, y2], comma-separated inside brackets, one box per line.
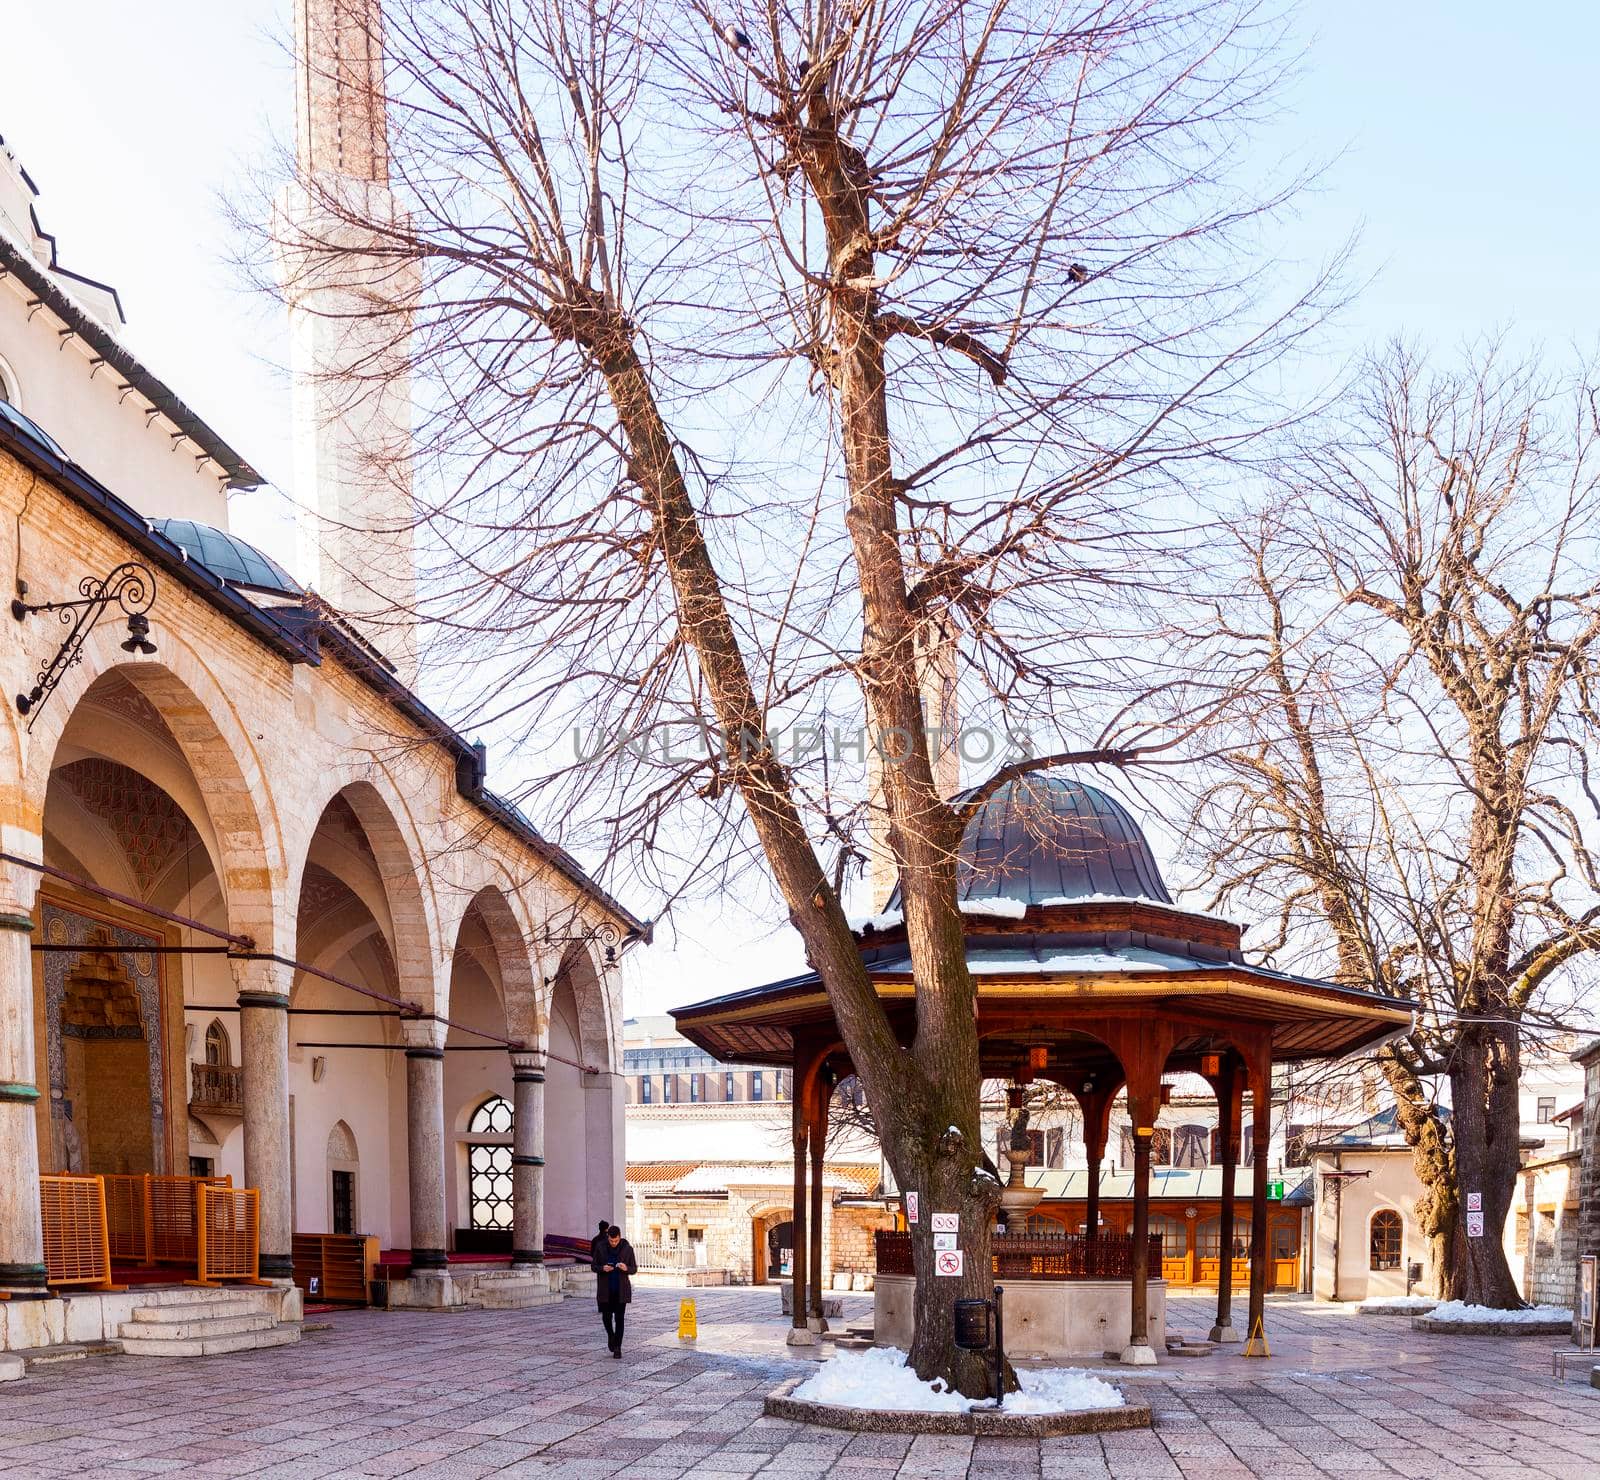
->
[21, 627, 283, 949]
[290, 776, 438, 1009]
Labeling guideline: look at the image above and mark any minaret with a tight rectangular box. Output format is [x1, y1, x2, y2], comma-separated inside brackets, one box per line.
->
[280, 0, 419, 681]
[866, 622, 962, 913]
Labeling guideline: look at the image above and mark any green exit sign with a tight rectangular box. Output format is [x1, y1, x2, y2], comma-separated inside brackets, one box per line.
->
[1267, 1180, 1284, 1201]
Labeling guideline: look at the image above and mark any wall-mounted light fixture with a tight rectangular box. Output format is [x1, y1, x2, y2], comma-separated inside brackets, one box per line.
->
[13, 561, 156, 727]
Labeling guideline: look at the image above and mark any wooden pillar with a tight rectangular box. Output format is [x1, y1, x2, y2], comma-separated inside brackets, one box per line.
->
[808, 1066, 829, 1330]
[1247, 1050, 1273, 1347]
[1207, 1057, 1242, 1343]
[1096, 1020, 1168, 1367]
[1072, 1078, 1120, 1249]
[1120, 1088, 1158, 1363]
[787, 1040, 815, 1345]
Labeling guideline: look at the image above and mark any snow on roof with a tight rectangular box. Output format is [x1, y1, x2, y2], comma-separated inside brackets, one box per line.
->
[626, 1159, 881, 1196]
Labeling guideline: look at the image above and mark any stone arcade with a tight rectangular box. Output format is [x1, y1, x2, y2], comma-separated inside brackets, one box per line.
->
[0, 0, 645, 1360]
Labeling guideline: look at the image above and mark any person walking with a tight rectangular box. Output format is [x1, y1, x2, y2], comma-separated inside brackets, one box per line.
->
[593, 1224, 637, 1357]
[589, 1218, 610, 1269]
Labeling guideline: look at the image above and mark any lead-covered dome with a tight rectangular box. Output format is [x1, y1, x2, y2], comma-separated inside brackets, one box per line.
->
[154, 520, 302, 597]
[888, 774, 1172, 913]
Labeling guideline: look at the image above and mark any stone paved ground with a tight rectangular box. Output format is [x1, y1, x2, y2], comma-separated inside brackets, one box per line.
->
[1, 1288, 1598, 1478]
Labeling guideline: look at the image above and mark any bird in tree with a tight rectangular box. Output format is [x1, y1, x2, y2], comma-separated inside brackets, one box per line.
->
[1068, 263, 1090, 285]
[722, 22, 751, 50]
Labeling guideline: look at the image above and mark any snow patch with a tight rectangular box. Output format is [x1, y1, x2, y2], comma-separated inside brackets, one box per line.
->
[1356, 1296, 1437, 1313]
[1425, 1301, 1572, 1325]
[849, 909, 904, 934]
[790, 1346, 1125, 1413]
[959, 897, 1029, 920]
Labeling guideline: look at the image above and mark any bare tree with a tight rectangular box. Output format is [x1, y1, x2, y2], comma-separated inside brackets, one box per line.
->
[1184, 343, 1600, 1305]
[267, 0, 1328, 1388]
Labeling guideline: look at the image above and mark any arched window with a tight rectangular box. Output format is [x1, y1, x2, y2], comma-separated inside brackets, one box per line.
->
[467, 1096, 514, 1230]
[205, 1019, 231, 1068]
[468, 1095, 514, 1135]
[1370, 1209, 1402, 1271]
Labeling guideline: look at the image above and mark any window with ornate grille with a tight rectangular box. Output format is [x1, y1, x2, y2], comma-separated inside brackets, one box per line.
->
[467, 1096, 515, 1230]
[1370, 1209, 1402, 1271]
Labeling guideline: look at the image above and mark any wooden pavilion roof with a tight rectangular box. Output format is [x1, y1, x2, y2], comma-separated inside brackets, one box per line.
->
[671, 899, 1413, 1076]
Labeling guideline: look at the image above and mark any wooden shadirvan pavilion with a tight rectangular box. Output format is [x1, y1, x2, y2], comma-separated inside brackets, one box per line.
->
[672, 776, 1414, 1363]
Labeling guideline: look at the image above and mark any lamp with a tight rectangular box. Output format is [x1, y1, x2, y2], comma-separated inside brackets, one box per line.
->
[13, 561, 156, 726]
[120, 611, 156, 654]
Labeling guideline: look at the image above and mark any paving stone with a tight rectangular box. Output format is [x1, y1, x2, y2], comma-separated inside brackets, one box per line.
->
[2, 1289, 1598, 1478]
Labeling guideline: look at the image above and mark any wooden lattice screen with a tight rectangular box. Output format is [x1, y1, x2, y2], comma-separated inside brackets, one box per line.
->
[101, 1174, 231, 1265]
[39, 1174, 116, 1290]
[193, 1183, 264, 1286]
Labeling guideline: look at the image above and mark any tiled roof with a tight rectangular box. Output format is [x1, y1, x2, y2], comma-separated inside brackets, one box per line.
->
[625, 1160, 702, 1188]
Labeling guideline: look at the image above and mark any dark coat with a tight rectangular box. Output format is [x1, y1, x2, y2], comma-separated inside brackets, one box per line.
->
[589, 1229, 609, 1267]
[592, 1238, 638, 1306]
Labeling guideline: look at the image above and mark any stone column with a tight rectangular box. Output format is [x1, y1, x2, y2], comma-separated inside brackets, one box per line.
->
[1209, 1060, 1242, 1343]
[0, 864, 46, 1298]
[402, 1018, 449, 1272]
[510, 1047, 547, 1280]
[808, 1071, 828, 1331]
[231, 956, 294, 1281]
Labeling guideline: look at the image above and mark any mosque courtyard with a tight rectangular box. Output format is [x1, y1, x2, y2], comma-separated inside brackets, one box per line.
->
[0, 1289, 1595, 1478]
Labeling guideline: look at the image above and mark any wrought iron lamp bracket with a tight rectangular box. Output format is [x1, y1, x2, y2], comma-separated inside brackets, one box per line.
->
[540, 919, 622, 978]
[12, 561, 157, 727]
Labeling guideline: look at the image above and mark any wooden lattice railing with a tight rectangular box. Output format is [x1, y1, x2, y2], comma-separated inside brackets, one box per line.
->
[193, 1183, 264, 1286]
[101, 1173, 232, 1264]
[874, 1229, 1164, 1281]
[39, 1175, 115, 1290]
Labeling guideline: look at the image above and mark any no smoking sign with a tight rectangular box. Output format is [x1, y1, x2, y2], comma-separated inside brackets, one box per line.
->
[935, 1249, 965, 1277]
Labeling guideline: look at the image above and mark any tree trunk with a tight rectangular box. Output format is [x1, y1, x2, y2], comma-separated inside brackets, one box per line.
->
[1443, 1025, 1525, 1306]
[900, 1123, 1010, 1394]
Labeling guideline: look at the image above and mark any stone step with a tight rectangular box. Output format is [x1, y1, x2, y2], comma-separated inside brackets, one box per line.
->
[120, 1312, 277, 1341]
[119, 1323, 302, 1359]
[21, 1341, 119, 1368]
[131, 1299, 262, 1324]
[477, 1288, 565, 1309]
[0, 1353, 22, 1383]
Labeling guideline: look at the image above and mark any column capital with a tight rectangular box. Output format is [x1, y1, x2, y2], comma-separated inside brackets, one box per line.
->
[0, 854, 41, 921]
[509, 1047, 547, 1080]
[400, 1016, 448, 1054]
[230, 956, 294, 1006]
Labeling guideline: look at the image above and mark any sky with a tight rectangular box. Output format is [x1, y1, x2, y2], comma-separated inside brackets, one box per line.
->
[3, 1, 1597, 1018]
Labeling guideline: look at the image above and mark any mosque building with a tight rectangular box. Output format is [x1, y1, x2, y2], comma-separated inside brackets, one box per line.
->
[0, 0, 644, 1356]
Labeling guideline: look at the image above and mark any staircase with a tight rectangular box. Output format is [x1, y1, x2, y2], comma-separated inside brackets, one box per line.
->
[472, 1270, 563, 1310]
[118, 1291, 301, 1357]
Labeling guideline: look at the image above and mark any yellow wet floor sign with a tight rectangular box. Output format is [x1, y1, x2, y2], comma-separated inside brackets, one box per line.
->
[677, 1297, 697, 1342]
[1242, 1315, 1270, 1358]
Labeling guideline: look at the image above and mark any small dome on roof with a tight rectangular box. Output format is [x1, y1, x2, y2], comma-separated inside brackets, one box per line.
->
[888, 774, 1172, 913]
[153, 520, 301, 597]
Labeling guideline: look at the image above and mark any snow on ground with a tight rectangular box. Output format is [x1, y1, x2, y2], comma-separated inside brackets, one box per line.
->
[1357, 1296, 1438, 1313]
[790, 1346, 1125, 1413]
[1425, 1301, 1573, 1324]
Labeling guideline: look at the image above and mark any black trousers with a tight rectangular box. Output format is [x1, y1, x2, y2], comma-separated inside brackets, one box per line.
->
[600, 1302, 626, 1350]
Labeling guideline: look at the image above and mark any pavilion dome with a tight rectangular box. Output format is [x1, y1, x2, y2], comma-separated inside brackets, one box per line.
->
[153, 519, 302, 598]
[888, 774, 1173, 913]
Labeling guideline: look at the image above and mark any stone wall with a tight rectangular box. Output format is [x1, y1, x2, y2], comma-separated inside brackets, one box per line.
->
[1571, 1045, 1600, 1342]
